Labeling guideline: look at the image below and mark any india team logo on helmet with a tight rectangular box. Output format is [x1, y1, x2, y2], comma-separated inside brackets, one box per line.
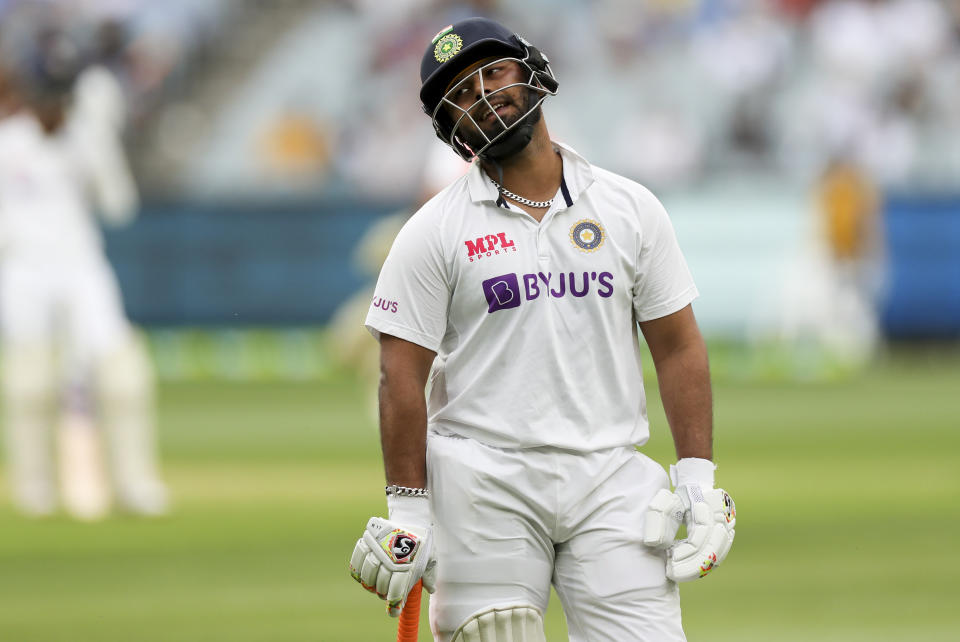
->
[570, 219, 605, 252]
[433, 30, 463, 63]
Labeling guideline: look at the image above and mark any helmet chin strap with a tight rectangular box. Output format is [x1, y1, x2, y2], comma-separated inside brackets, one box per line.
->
[479, 93, 543, 161]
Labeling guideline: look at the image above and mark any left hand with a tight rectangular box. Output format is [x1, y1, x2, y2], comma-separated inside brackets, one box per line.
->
[642, 458, 736, 582]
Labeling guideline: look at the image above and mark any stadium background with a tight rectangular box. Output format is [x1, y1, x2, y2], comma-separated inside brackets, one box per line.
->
[1, 0, 958, 640]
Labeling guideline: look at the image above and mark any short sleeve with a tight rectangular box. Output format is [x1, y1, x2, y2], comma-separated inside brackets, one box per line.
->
[632, 190, 699, 322]
[364, 212, 451, 352]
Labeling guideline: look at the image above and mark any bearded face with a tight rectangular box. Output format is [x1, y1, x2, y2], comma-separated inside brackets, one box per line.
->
[440, 57, 546, 158]
[457, 88, 540, 154]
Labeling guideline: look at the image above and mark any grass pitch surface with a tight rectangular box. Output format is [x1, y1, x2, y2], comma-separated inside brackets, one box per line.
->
[0, 351, 958, 641]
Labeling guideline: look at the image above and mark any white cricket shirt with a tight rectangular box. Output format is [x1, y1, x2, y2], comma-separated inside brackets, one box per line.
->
[365, 143, 698, 451]
[0, 110, 134, 264]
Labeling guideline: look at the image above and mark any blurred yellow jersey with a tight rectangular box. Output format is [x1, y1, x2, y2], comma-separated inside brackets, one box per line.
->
[817, 163, 878, 261]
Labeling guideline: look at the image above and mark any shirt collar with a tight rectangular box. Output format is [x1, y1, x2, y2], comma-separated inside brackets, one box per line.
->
[553, 141, 595, 205]
[466, 140, 596, 207]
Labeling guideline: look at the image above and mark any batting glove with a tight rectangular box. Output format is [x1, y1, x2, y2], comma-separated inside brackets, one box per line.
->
[642, 458, 736, 582]
[349, 495, 437, 616]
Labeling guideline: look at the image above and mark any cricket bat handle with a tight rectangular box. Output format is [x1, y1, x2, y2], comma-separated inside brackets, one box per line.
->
[396, 580, 423, 642]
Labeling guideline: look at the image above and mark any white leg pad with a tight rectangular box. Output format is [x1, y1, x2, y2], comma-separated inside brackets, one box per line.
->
[451, 604, 545, 642]
[59, 413, 110, 521]
[2, 344, 58, 515]
[95, 334, 167, 515]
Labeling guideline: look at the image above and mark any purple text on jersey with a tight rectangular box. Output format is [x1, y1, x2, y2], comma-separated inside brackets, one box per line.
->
[372, 296, 398, 313]
[482, 271, 613, 314]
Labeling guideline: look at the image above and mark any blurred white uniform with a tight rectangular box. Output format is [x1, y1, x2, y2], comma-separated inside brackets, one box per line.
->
[0, 112, 130, 357]
[0, 71, 164, 518]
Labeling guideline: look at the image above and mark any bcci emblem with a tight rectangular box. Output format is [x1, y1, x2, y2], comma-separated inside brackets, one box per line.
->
[434, 32, 463, 63]
[570, 219, 605, 252]
[380, 529, 419, 564]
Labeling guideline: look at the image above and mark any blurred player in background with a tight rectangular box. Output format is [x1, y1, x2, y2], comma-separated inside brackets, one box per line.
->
[0, 29, 166, 520]
[350, 18, 736, 640]
[814, 156, 884, 363]
[778, 153, 886, 368]
[328, 139, 469, 421]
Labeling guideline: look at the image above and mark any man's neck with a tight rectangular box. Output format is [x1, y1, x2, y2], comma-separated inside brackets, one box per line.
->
[480, 121, 562, 206]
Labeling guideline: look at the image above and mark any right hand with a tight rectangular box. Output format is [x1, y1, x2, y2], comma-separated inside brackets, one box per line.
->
[643, 484, 736, 581]
[349, 515, 437, 617]
[642, 458, 736, 582]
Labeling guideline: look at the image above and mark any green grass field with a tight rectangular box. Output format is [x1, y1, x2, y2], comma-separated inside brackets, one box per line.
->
[1, 349, 958, 641]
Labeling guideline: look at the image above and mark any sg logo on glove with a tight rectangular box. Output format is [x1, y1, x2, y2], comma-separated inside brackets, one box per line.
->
[350, 517, 437, 617]
[721, 491, 736, 524]
[382, 530, 419, 564]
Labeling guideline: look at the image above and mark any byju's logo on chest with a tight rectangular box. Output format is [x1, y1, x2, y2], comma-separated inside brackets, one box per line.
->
[464, 233, 517, 262]
[481, 271, 614, 314]
[481, 274, 522, 313]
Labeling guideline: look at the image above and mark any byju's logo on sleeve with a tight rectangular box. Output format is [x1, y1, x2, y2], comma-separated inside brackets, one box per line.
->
[481, 274, 521, 313]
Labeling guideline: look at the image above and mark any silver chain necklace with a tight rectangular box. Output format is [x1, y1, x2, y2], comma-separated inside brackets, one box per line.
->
[490, 178, 554, 209]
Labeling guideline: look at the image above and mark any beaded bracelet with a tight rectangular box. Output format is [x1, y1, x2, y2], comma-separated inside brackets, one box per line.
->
[385, 485, 430, 498]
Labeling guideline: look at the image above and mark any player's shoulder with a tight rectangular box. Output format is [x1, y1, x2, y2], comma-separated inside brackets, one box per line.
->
[590, 164, 659, 203]
[0, 115, 35, 169]
[403, 172, 473, 232]
[0, 113, 30, 141]
[588, 163, 668, 221]
[389, 173, 472, 255]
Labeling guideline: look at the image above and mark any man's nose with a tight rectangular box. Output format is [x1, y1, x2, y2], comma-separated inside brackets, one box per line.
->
[469, 79, 484, 102]
[470, 74, 493, 101]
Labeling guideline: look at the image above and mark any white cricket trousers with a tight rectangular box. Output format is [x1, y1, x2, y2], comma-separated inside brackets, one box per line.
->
[0, 256, 130, 362]
[427, 431, 685, 642]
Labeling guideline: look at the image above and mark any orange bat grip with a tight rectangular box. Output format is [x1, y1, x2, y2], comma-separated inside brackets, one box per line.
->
[396, 580, 423, 642]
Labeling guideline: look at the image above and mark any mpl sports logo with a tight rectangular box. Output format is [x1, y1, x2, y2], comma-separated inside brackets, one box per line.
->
[464, 232, 517, 262]
[482, 270, 614, 313]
